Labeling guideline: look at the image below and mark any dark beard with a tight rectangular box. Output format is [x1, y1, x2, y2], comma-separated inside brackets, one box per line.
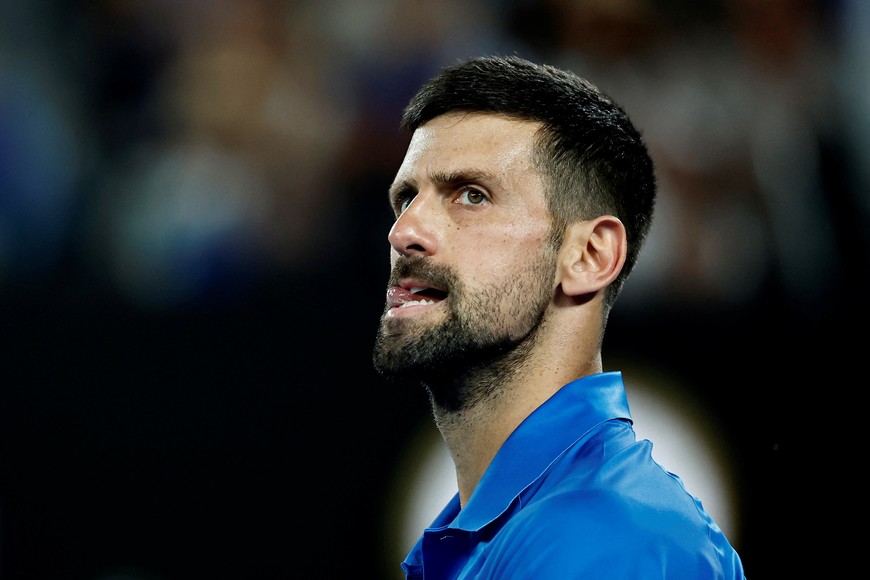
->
[372, 255, 553, 412]
[373, 303, 533, 411]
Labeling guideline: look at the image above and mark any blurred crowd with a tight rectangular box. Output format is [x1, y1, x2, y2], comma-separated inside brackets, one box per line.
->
[0, 0, 865, 578]
[1, 0, 866, 315]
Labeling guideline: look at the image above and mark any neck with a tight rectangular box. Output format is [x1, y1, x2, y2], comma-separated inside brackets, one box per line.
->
[430, 341, 603, 507]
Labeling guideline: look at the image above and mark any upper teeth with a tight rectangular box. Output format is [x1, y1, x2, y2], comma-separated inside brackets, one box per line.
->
[409, 287, 426, 294]
[401, 299, 434, 307]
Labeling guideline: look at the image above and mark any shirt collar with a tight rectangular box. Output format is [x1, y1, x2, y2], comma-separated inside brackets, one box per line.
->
[445, 371, 632, 531]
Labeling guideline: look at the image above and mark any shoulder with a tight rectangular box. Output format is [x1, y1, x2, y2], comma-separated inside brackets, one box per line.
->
[506, 485, 688, 546]
[479, 487, 743, 578]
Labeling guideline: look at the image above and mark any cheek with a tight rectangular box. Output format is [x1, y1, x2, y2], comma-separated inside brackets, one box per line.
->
[464, 226, 552, 279]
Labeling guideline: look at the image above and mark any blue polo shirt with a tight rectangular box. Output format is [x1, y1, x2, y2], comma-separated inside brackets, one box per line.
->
[401, 371, 746, 579]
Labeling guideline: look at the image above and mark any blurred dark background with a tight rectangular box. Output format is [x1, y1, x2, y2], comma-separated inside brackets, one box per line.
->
[1, 0, 865, 578]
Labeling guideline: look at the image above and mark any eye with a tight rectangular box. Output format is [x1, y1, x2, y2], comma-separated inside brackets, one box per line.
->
[456, 187, 488, 206]
[393, 192, 415, 216]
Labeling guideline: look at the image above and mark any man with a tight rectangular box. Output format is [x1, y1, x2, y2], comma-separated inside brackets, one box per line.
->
[373, 55, 745, 579]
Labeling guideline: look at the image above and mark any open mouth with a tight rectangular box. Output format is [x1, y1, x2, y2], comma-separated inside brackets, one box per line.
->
[386, 283, 448, 309]
[408, 286, 448, 303]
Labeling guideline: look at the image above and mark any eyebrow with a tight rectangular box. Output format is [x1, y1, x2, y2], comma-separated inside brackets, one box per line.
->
[430, 169, 499, 189]
[389, 168, 500, 201]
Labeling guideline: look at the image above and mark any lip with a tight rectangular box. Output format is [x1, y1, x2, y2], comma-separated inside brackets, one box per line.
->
[385, 279, 448, 316]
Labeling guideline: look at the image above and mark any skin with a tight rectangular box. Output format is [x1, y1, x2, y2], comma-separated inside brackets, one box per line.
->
[375, 111, 628, 506]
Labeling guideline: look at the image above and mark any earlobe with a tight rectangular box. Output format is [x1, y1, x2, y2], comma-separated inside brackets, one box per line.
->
[560, 216, 627, 298]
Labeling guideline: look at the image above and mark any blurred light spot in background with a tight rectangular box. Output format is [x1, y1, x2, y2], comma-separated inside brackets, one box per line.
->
[383, 363, 740, 577]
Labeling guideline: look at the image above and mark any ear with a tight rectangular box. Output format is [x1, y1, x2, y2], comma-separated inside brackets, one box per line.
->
[558, 216, 627, 298]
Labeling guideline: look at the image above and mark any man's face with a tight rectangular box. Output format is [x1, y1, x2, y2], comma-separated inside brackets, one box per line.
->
[373, 112, 558, 387]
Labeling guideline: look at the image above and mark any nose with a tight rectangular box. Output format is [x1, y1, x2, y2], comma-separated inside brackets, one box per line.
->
[387, 194, 438, 257]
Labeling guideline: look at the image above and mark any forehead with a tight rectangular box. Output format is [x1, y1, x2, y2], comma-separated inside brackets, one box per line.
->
[398, 112, 542, 177]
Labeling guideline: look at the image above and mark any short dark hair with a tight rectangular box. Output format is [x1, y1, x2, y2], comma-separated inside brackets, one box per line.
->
[402, 55, 656, 313]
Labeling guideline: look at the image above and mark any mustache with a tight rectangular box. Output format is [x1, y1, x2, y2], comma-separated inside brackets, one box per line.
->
[388, 256, 457, 291]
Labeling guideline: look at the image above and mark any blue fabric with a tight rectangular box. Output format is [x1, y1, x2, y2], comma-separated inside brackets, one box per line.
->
[401, 371, 746, 579]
